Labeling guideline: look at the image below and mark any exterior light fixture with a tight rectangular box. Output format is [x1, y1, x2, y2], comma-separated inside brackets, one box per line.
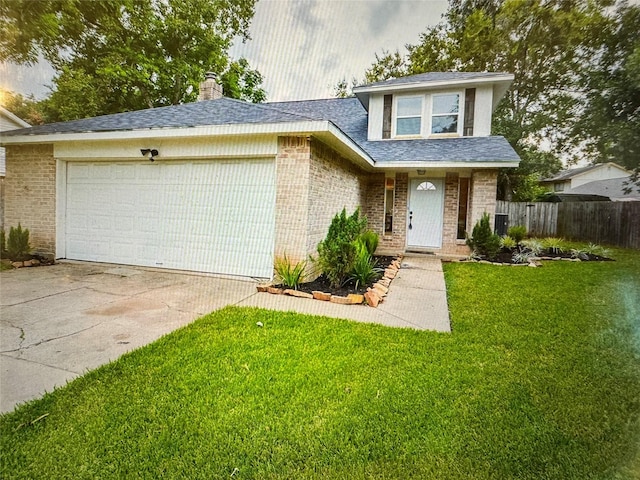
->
[417, 169, 426, 175]
[141, 148, 159, 161]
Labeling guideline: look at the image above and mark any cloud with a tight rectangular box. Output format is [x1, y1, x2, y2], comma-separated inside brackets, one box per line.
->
[1, 0, 448, 103]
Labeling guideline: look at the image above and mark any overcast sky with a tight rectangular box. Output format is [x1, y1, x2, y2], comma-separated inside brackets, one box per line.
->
[0, 0, 448, 103]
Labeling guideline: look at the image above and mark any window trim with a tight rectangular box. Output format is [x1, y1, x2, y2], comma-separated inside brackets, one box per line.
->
[429, 90, 464, 137]
[393, 95, 424, 138]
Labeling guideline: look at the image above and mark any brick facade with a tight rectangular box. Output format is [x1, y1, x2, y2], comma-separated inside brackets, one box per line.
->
[469, 169, 498, 228]
[274, 136, 368, 275]
[3, 144, 56, 256]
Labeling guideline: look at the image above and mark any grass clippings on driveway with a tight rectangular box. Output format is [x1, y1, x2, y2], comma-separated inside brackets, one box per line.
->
[1, 249, 639, 479]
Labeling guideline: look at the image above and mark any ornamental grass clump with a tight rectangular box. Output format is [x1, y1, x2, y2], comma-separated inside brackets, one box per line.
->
[349, 237, 382, 290]
[316, 208, 367, 288]
[274, 254, 307, 290]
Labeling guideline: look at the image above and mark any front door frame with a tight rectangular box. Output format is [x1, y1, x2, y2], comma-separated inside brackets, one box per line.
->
[406, 176, 445, 249]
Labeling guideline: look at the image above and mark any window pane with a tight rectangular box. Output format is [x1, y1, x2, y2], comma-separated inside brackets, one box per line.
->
[417, 181, 436, 191]
[431, 115, 458, 134]
[397, 117, 421, 135]
[433, 94, 459, 114]
[397, 97, 422, 116]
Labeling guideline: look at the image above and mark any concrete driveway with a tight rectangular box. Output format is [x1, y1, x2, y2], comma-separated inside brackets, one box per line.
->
[0, 262, 257, 414]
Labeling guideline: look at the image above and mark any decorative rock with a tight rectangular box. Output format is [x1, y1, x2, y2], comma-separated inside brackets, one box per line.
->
[330, 295, 353, 305]
[266, 286, 284, 294]
[527, 263, 537, 268]
[347, 294, 364, 304]
[384, 269, 397, 279]
[479, 260, 492, 264]
[11, 261, 24, 268]
[378, 277, 391, 287]
[256, 283, 272, 292]
[373, 283, 389, 294]
[23, 260, 33, 267]
[364, 290, 381, 307]
[30, 259, 41, 266]
[312, 291, 332, 301]
[284, 289, 313, 299]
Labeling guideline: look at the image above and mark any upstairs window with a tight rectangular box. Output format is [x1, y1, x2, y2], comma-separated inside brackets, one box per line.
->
[396, 96, 422, 136]
[431, 93, 460, 134]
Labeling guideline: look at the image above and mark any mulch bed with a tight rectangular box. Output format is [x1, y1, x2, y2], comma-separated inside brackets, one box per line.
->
[471, 249, 614, 264]
[274, 255, 396, 296]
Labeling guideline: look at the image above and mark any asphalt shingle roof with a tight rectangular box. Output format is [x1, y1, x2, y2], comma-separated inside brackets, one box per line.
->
[2, 94, 520, 164]
[356, 72, 512, 89]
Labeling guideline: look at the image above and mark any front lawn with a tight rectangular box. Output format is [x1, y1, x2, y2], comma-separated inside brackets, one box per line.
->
[1, 250, 639, 479]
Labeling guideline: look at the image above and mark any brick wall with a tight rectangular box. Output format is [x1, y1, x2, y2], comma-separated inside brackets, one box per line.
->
[442, 173, 460, 247]
[274, 137, 368, 278]
[3, 144, 56, 256]
[469, 169, 498, 228]
[307, 139, 367, 256]
[274, 136, 311, 266]
[364, 172, 407, 254]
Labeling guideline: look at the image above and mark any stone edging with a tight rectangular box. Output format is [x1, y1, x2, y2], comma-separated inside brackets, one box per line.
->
[257, 255, 403, 307]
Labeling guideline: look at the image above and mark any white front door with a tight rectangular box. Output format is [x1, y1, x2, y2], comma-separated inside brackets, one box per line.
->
[407, 178, 444, 248]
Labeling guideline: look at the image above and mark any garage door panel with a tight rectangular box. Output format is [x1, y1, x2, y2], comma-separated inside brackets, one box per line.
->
[66, 160, 275, 277]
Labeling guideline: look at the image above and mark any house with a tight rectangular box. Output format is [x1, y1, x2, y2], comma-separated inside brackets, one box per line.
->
[540, 162, 630, 192]
[0, 106, 31, 177]
[0, 72, 519, 278]
[1, 107, 31, 230]
[563, 177, 640, 202]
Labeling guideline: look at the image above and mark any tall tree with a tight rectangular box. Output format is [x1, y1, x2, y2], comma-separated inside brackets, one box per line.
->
[0, 89, 45, 125]
[363, 0, 618, 200]
[571, 2, 640, 191]
[0, 0, 266, 121]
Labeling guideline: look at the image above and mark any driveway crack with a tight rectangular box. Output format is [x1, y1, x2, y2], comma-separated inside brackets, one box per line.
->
[0, 321, 104, 354]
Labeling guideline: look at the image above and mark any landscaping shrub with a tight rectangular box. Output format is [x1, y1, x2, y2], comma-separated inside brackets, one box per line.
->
[541, 237, 566, 254]
[0, 229, 5, 256]
[357, 230, 379, 256]
[507, 225, 527, 243]
[274, 254, 307, 290]
[466, 213, 501, 259]
[7, 224, 31, 260]
[350, 239, 382, 290]
[500, 235, 517, 250]
[316, 208, 367, 288]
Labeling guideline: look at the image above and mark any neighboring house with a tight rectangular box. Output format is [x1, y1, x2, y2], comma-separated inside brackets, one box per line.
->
[0, 107, 31, 231]
[1, 72, 520, 278]
[0, 106, 31, 177]
[563, 177, 640, 202]
[540, 162, 630, 192]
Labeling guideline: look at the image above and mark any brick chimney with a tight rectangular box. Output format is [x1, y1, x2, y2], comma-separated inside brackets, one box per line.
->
[198, 72, 223, 101]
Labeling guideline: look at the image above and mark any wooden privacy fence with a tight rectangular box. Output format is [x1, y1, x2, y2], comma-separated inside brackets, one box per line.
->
[495, 201, 558, 237]
[495, 200, 640, 249]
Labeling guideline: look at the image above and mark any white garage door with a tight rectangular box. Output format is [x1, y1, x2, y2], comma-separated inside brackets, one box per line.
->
[65, 160, 275, 277]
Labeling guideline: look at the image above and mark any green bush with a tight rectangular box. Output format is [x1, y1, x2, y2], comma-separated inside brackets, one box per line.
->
[7, 224, 31, 260]
[350, 239, 382, 290]
[507, 225, 527, 243]
[541, 237, 566, 254]
[500, 235, 517, 250]
[357, 230, 379, 256]
[274, 254, 307, 290]
[466, 213, 501, 259]
[316, 208, 367, 288]
[0, 229, 5, 256]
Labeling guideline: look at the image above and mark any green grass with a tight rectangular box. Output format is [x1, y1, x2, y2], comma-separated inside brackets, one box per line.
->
[1, 250, 639, 479]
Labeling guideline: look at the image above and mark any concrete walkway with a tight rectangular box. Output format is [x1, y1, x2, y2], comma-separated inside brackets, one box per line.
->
[1, 256, 449, 413]
[239, 255, 451, 332]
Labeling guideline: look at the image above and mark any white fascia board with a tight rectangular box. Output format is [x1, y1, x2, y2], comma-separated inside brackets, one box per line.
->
[0, 107, 30, 129]
[375, 161, 520, 170]
[0, 121, 334, 144]
[1, 119, 376, 169]
[353, 75, 514, 95]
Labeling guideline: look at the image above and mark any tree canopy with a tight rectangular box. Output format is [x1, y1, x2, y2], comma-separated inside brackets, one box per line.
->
[0, 0, 266, 121]
[348, 0, 639, 199]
